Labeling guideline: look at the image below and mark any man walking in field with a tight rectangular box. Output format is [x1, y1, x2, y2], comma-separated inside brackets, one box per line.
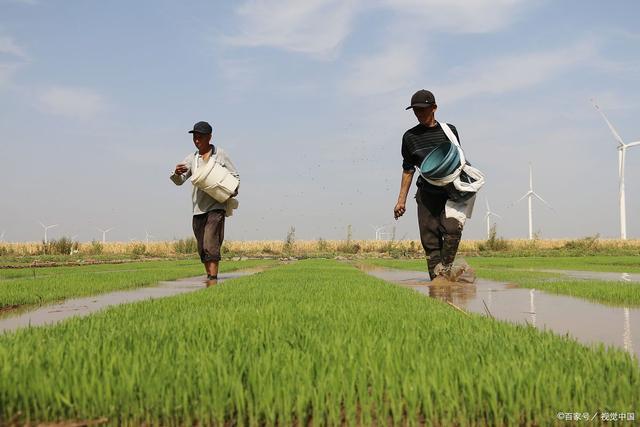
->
[171, 121, 239, 284]
[394, 90, 471, 281]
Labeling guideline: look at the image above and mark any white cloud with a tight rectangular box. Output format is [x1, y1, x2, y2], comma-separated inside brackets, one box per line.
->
[435, 42, 596, 103]
[343, 45, 421, 96]
[0, 35, 28, 88]
[225, 0, 360, 59]
[0, 62, 19, 86]
[377, 0, 528, 33]
[0, 36, 28, 59]
[38, 86, 106, 119]
[5, 0, 38, 4]
[224, 0, 527, 60]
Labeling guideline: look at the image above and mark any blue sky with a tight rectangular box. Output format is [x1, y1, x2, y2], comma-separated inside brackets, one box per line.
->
[1, 0, 640, 242]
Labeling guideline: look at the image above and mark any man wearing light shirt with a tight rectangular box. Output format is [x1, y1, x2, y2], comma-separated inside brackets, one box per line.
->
[170, 121, 239, 283]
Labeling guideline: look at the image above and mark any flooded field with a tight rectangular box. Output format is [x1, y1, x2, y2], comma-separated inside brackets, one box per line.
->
[360, 265, 640, 358]
[542, 269, 640, 282]
[1, 259, 637, 425]
[0, 271, 255, 333]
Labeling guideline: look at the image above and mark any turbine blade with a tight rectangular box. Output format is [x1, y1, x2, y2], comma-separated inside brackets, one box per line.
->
[492, 213, 502, 219]
[516, 192, 531, 203]
[38, 221, 45, 228]
[627, 141, 640, 148]
[591, 99, 625, 145]
[508, 192, 529, 208]
[533, 192, 554, 210]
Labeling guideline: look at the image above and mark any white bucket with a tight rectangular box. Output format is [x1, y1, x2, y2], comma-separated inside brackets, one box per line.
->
[191, 158, 239, 203]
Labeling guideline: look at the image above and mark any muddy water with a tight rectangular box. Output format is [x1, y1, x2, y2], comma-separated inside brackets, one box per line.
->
[539, 269, 640, 282]
[0, 272, 253, 334]
[360, 266, 640, 358]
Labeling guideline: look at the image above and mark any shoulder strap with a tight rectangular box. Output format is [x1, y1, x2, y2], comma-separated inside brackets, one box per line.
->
[440, 122, 466, 165]
[440, 123, 458, 146]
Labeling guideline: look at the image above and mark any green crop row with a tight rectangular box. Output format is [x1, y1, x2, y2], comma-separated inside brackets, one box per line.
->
[0, 259, 275, 309]
[0, 260, 637, 425]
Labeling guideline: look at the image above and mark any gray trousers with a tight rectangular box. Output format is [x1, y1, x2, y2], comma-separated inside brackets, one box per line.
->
[416, 190, 463, 279]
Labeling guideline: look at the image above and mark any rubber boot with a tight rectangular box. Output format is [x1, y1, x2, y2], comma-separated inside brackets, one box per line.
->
[441, 233, 461, 266]
[427, 251, 442, 280]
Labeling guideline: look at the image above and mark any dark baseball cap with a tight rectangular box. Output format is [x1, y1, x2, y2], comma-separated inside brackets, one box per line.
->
[406, 89, 436, 110]
[188, 121, 213, 134]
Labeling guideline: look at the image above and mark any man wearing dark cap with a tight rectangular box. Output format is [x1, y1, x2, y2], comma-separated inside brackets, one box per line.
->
[393, 90, 464, 281]
[170, 121, 240, 284]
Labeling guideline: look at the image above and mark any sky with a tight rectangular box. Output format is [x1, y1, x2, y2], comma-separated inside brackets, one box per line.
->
[1, 0, 640, 243]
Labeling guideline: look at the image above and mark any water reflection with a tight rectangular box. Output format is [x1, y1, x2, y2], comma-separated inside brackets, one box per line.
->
[624, 307, 633, 353]
[360, 265, 640, 358]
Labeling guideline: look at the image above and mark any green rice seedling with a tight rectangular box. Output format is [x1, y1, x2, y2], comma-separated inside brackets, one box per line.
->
[0, 260, 637, 425]
[0, 259, 276, 309]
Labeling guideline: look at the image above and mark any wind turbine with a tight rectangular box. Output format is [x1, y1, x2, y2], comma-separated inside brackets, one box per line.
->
[484, 199, 501, 239]
[591, 99, 640, 240]
[145, 230, 154, 244]
[370, 224, 387, 241]
[513, 164, 552, 240]
[0, 230, 5, 242]
[38, 221, 59, 244]
[97, 227, 114, 243]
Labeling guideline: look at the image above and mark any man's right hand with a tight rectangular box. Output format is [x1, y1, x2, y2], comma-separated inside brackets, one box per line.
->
[394, 201, 406, 220]
[175, 163, 189, 175]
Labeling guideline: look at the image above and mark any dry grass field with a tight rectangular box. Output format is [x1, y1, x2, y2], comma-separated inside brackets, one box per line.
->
[1, 237, 639, 259]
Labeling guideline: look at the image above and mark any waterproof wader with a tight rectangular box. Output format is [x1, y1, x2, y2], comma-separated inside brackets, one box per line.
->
[416, 189, 463, 280]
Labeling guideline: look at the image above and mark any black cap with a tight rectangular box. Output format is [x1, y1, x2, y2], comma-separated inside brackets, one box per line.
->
[188, 121, 213, 134]
[406, 89, 436, 110]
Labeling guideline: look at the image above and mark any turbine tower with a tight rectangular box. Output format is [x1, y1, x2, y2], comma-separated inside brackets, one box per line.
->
[0, 230, 5, 242]
[97, 227, 114, 243]
[513, 164, 552, 240]
[370, 224, 387, 241]
[591, 99, 640, 240]
[145, 230, 154, 244]
[484, 198, 501, 239]
[38, 221, 59, 244]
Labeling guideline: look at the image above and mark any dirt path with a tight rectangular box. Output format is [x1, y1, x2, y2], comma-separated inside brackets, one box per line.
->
[359, 265, 639, 359]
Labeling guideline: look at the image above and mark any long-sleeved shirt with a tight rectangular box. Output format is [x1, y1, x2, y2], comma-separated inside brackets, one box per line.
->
[170, 144, 240, 215]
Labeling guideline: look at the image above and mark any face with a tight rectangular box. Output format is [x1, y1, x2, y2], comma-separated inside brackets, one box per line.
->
[413, 105, 437, 124]
[192, 132, 212, 151]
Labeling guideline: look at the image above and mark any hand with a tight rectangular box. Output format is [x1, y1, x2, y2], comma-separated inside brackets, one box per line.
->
[175, 163, 188, 175]
[394, 201, 406, 220]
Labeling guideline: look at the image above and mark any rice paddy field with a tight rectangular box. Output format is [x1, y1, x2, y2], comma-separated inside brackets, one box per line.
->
[0, 257, 639, 425]
[365, 257, 640, 307]
[0, 259, 275, 311]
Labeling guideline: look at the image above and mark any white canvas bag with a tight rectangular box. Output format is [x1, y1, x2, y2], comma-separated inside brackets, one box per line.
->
[417, 123, 485, 224]
[190, 148, 240, 204]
